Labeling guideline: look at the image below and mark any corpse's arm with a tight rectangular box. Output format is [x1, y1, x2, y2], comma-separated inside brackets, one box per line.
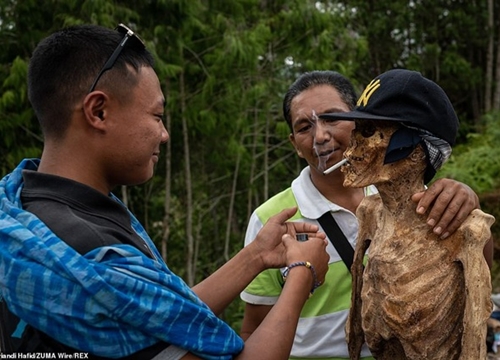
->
[346, 198, 374, 360]
[456, 209, 494, 359]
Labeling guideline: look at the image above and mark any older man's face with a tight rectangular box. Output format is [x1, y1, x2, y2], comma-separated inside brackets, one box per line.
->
[342, 120, 399, 188]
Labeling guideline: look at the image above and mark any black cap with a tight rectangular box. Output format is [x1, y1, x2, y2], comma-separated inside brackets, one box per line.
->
[319, 69, 459, 146]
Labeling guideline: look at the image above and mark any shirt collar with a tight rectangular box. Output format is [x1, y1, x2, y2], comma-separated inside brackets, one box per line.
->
[291, 166, 378, 219]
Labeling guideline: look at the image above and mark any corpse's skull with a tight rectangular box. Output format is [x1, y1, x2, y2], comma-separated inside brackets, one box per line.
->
[342, 120, 399, 188]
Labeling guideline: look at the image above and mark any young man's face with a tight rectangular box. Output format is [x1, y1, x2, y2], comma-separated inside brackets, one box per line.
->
[289, 85, 354, 175]
[103, 66, 169, 188]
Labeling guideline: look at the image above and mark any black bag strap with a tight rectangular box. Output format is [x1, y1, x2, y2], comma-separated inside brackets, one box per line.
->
[317, 212, 354, 273]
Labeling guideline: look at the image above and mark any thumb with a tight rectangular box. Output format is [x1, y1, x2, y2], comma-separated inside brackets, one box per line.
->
[271, 207, 298, 224]
[282, 233, 295, 247]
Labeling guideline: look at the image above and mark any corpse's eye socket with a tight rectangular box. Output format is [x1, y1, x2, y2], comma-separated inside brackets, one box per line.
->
[356, 120, 376, 138]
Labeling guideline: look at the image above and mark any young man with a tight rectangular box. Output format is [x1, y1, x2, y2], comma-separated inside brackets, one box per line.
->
[0, 24, 330, 359]
[240, 70, 492, 360]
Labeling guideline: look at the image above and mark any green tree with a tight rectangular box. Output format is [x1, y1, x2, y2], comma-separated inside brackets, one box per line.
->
[438, 111, 500, 194]
[1, 0, 500, 330]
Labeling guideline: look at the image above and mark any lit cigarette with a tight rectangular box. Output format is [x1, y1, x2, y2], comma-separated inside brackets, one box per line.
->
[323, 158, 348, 175]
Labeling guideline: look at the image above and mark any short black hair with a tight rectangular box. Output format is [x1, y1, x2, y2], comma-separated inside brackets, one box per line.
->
[27, 24, 154, 139]
[282, 70, 358, 132]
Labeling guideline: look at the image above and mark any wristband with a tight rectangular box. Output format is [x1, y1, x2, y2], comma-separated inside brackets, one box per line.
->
[282, 261, 321, 296]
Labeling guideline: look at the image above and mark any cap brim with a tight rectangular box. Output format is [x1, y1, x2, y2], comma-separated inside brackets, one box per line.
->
[319, 110, 405, 122]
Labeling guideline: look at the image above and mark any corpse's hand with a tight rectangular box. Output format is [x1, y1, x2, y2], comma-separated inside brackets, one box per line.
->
[412, 178, 479, 239]
[251, 207, 326, 269]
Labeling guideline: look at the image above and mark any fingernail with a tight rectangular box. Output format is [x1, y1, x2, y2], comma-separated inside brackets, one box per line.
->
[441, 232, 449, 240]
[427, 219, 436, 227]
[417, 207, 425, 214]
[434, 226, 442, 235]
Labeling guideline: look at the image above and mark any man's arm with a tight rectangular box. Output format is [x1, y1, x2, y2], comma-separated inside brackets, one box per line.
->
[240, 303, 272, 340]
[183, 243, 323, 360]
[238, 209, 276, 342]
[183, 230, 329, 360]
[192, 207, 327, 315]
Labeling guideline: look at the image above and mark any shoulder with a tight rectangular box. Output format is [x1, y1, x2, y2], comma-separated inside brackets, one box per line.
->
[461, 209, 495, 240]
[255, 187, 299, 224]
[357, 193, 382, 218]
[21, 181, 134, 256]
[23, 198, 112, 255]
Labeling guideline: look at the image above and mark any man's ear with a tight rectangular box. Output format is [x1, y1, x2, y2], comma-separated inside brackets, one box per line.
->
[82, 91, 109, 130]
[289, 133, 304, 158]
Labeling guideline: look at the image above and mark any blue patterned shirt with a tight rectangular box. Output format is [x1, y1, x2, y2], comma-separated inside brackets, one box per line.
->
[0, 159, 243, 358]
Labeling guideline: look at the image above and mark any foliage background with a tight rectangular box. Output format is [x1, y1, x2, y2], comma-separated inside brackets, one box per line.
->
[1, 0, 500, 330]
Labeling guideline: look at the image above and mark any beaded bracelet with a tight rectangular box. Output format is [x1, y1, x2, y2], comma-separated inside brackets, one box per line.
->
[282, 261, 321, 297]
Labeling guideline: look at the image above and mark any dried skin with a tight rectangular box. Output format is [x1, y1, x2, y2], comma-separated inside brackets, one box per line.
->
[344, 122, 494, 360]
[349, 202, 493, 360]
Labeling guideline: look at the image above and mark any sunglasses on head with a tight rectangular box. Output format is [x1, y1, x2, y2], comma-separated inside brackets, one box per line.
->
[88, 23, 146, 93]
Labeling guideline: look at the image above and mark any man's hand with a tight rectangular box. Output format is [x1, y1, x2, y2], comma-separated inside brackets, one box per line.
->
[281, 233, 329, 287]
[412, 178, 479, 239]
[252, 207, 326, 269]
